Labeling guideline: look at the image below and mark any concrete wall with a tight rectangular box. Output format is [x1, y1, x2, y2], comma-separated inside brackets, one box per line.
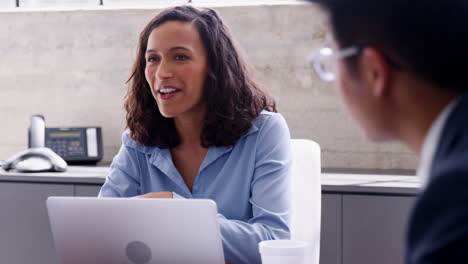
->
[0, 3, 418, 170]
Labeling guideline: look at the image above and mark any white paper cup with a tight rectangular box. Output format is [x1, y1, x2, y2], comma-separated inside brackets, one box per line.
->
[259, 240, 308, 264]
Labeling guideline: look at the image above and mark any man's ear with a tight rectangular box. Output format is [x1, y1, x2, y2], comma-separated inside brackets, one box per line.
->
[359, 47, 392, 98]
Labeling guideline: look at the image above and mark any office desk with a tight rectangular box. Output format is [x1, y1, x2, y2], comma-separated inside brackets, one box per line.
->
[0, 166, 108, 184]
[321, 173, 419, 264]
[0, 168, 419, 264]
[0, 166, 108, 264]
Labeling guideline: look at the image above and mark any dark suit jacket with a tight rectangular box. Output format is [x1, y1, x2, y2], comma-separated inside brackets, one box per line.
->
[406, 92, 468, 263]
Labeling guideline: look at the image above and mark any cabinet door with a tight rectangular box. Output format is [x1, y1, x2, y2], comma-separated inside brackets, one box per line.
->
[74, 184, 102, 197]
[320, 194, 342, 264]
[342, 195, 415, 264]
[0, 182, 73, 264]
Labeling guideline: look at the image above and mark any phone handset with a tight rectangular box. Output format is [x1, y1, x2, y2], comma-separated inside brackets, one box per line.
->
[29, 114, 45, 148]
[2, 115, 67, 172]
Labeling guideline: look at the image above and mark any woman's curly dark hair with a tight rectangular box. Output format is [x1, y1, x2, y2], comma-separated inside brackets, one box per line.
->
[125, 5, 276, 148]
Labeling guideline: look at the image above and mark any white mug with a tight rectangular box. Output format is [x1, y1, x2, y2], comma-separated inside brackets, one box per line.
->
[259, 240, 308, 264]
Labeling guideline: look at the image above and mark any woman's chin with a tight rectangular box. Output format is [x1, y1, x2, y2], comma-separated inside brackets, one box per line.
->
[158, 109, 178, 119]
[160, 112, 176, 119]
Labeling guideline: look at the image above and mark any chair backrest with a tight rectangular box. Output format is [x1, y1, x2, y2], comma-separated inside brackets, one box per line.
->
[290, 139, 321, 264]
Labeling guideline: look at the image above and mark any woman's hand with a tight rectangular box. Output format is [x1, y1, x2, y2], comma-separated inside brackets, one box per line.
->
[134, 192, 173, 198]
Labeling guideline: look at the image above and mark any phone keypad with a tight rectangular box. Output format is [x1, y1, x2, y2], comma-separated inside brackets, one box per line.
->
[46, 139, 85, 158]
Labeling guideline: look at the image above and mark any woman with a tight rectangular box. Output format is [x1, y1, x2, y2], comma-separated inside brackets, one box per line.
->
[99, 5, 292, 264]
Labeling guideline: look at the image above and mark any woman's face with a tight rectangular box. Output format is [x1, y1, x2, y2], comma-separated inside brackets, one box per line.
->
[145, 21, 208, 120]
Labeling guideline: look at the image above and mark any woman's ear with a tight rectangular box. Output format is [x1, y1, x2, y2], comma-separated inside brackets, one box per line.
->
[359, 47, 393, 98]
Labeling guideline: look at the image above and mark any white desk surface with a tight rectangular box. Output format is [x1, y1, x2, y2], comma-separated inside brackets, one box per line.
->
[0, 166, 421, 194]
[321, 172, 420, 195]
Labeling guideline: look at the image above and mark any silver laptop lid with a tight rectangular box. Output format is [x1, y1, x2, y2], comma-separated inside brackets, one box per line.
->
[47, 197, 224, 264]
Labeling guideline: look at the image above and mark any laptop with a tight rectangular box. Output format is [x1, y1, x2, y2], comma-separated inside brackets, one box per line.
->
[46, 197, 225, 264]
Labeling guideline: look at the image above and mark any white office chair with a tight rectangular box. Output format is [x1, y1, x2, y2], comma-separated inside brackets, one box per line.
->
[290, 139, 321, 264]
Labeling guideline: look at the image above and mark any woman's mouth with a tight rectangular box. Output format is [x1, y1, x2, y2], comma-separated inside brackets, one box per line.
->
[158, 87, 181, 100]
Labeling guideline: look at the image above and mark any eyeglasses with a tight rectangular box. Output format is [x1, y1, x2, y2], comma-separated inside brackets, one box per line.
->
[310, 45, 402, 82]
[309, 46, 361, 82]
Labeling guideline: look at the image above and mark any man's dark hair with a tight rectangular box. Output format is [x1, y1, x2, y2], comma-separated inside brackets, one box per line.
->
[309, 0, 468, 92]
[125, 5, 276, 148]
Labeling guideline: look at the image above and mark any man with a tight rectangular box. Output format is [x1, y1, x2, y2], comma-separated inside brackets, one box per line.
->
[307, 0, 468, 263]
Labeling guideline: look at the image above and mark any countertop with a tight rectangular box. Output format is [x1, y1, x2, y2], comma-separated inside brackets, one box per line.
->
[321, 173, 420, 195]
[0, 166, 421, 195]
[0, 166, 108, 184]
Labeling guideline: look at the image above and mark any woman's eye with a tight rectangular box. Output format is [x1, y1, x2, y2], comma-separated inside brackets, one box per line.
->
[147, 57, 159, 63]
[175, 54, 188, 61]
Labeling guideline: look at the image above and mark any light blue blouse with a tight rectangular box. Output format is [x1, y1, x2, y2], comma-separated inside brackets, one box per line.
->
[98, 111, 292, 264]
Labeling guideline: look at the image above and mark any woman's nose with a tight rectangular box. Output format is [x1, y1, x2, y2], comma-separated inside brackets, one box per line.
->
[156, 60, 173, 80]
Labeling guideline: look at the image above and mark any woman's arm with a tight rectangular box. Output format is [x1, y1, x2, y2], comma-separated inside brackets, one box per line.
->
[99, 133, 142, 197]
[218, 114, 293, 264]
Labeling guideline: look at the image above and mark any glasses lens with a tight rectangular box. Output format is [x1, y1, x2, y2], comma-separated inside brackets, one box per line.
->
[314, 60, 335, 82]
[310, 48, 336, 82]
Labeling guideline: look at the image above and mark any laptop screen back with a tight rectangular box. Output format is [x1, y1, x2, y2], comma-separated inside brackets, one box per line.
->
[47, 197, 224, 264]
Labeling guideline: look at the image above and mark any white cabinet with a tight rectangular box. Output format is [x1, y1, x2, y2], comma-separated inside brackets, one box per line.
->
[320, 193, 416, 264]
[0, 182, 74, 264]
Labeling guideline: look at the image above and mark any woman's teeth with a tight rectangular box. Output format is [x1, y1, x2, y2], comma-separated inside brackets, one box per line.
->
[160, 88, 177, 94]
